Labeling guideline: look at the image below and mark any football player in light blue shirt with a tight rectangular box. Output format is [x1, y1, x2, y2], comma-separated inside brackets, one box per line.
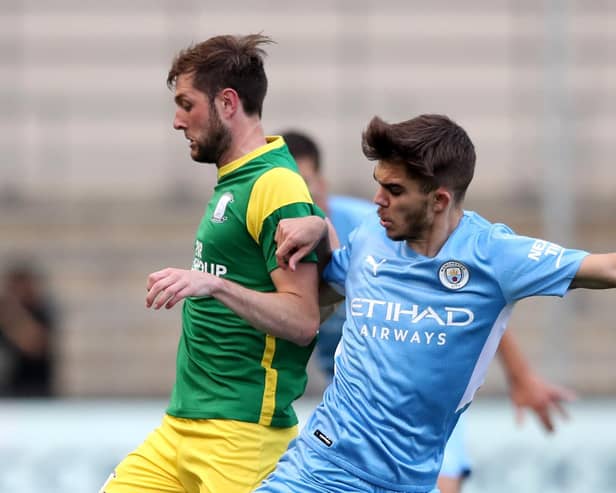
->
[258, 116, 616, 493]
[283, 130, 575, 493]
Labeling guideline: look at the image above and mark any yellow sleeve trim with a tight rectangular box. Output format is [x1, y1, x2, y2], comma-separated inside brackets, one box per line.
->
[247, 167, 313, 243]
[258, 335, 278, 426]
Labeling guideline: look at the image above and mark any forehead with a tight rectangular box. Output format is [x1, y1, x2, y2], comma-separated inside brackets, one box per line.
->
[373, 160, 410, 183]
[175, 73, 206, 99]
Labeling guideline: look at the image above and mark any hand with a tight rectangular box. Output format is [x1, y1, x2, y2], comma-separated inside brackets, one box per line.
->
[146, 268, 221, 309]
[275, 216, 327, 271]
[509, 372, 576, 433]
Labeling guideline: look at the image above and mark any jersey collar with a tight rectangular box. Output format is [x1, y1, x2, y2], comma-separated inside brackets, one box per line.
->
[217, 136, 285, 180]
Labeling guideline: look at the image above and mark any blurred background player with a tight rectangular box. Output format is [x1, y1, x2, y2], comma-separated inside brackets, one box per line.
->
[0, 260, 57, 398]
[282, 129, 576, 493]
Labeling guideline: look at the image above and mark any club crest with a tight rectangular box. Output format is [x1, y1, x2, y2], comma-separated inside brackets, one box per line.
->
[438, 261, 470, 290]
[211, 192, 234, 223]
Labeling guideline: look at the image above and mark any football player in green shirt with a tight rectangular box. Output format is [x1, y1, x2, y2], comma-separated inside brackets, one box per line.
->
[101, 34, 323, 493]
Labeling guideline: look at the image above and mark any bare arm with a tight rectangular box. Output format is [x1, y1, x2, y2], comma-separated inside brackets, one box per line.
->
[498, 330, 575, 432]
[275, 216, 344, 310]
[570, 253, 616, 289]
[146, 262, 320, 347]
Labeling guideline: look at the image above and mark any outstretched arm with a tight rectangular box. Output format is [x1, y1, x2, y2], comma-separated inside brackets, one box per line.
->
[570, 253, 616, 289]
[498, 330, 576, 432]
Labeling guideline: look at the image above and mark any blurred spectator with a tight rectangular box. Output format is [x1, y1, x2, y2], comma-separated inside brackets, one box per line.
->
[0, 261, 56, 397]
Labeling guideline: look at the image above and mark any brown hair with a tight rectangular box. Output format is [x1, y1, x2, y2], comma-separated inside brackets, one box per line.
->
[167, 33, 274, 117]
[362, 114, 476, 204]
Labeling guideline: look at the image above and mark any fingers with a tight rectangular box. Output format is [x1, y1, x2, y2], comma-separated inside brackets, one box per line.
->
[536, 408, 554, 433]
[550, 384, 577, 404]
[275, 245, 291, 270]
[276, 238, 298, 270]
[551, 399, 570, 421]
[146, 268, 170, 291]
[288, 246, 312, 272]
[532, 390, 574, 432]
[146, 269, 185, 309]
[275, 217, 323, 269]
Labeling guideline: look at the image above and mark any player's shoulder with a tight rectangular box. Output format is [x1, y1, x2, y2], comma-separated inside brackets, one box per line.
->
[462, 210, 515, 239]
[456, 211, 518, 260]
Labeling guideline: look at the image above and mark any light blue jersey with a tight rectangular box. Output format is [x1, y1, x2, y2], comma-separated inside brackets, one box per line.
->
[298, 211, 587, 491]
[320, 195, 471, 481]
[316, 196, 377, 377]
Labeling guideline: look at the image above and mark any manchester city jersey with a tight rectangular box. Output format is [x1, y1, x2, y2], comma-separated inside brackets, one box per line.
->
[299, 211, 588, 491]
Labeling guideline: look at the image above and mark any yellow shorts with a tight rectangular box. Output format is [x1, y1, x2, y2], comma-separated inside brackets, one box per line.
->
[101, 414, 297, 493]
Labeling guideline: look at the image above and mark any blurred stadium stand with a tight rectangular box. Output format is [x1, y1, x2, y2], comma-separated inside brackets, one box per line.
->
[1, 0, 615, 398]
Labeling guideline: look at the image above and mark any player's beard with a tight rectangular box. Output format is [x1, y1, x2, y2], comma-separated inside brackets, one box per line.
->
[389, 198, 432, 242]
[192, 103, 232, 164]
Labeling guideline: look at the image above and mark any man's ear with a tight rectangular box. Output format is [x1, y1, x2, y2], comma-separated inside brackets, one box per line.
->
[433, 187, 452, 212]
[217, 88, 240, 118]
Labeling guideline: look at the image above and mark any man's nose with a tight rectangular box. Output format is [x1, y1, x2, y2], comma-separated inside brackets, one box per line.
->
[373, 188, 387, 206]
[173, 111, 186, 130]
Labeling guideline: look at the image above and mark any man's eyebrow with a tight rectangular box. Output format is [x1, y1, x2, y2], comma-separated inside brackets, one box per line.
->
[373, 170, 399, 187]
[174, 93, 188, 105]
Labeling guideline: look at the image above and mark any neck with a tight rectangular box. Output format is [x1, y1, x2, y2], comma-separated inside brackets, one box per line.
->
[217, 116, 266, 167]
[407, 207, 464, 257]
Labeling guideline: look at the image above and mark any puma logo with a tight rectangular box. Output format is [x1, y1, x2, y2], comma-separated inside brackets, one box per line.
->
[365, 255, 387, 276]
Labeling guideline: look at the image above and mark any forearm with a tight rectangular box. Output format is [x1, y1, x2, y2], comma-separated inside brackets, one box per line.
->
[571, 253, 616, 289]
[211, 277, 319, 346]
[0, 300, 48, 356]
[497, 330, 532, 384]
[498, 329, 576, 432]
[147, 264, 320, 346]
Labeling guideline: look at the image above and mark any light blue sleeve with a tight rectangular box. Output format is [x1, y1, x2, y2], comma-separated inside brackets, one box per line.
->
[322, 228, 355, 295]
[480, 225, 589, 303]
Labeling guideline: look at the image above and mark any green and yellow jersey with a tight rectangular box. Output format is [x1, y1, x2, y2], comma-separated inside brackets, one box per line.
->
[167, 136, 323, 428]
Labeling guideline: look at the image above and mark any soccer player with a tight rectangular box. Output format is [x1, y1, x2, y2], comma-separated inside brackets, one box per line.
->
[284, 130, 577, 491]
[257, 114, 616, 493]
[100, 34, 323, 493]
[282, 130, 575, 493]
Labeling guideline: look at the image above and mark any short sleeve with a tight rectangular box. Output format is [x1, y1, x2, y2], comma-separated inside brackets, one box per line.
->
[482, 225, 589, 303]
[246, 167, 325, 273]
[322, 227, 356, 295]
[260, 202, 325, 273]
